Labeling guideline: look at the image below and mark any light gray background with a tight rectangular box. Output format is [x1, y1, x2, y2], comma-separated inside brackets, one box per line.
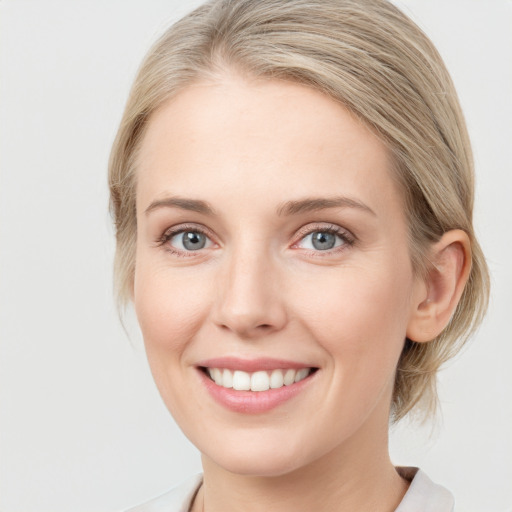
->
[1, 1, 511, 511]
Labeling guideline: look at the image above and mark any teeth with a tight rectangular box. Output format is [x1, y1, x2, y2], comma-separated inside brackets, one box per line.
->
[233, 370, 251, 391]
[251, 371, 269, 392]
[295, 368, 309, 382]
[270, 369, 284, 389]
[222, 368, 233, 388]
[211, 368, 223, 386]
[206, 367, 312, 391]
[284, 369, 296, 386]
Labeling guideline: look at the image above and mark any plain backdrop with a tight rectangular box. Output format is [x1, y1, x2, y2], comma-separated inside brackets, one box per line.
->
[1, 1, 511, 511]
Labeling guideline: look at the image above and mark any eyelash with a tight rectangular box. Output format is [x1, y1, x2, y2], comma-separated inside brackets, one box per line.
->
[157, 224, 214, 258]
[292, 223, 356, 255]
[157, 223, 356, 257]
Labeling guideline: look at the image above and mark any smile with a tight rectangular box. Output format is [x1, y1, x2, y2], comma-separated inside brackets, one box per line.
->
[196, 358, 319, 413]
[205, 367, 314, 391]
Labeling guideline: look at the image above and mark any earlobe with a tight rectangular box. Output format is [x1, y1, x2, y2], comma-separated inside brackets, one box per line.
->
[406, 230, 472, 343]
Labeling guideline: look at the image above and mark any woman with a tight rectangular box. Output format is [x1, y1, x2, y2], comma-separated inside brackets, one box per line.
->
[109, 0, 489, 510]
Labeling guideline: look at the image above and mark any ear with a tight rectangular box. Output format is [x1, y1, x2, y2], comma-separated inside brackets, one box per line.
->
[407, 229, 472, 343]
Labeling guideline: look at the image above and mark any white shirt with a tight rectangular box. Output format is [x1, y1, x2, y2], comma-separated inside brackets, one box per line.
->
[126, 468, 454, 512]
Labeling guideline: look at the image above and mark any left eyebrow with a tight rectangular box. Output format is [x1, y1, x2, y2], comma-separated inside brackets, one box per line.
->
[144, 196, 216, 216]
[277, 196, 376, 217]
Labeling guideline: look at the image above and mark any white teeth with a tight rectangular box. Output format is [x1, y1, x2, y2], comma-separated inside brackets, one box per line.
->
[270, 369, 284, 389]
[222, 368, 233, 388]
[211, 368, 223, 386]
[206, 367, 312, 391]
[295, 368, 309, 382]
[232, 370, 251, 391]
[284, 369, 296, 386]
[251, 371, 270, 392]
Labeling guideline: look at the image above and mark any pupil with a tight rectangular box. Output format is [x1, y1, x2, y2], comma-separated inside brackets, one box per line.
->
[183, 232, 206, 250]
[312, 231, 335, 250]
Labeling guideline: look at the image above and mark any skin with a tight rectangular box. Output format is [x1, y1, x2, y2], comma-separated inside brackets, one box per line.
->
[133, 73, 470, 512]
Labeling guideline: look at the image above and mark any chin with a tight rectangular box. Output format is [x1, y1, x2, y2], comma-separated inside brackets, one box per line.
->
[209, 452, 306, 478]
[199, 432, 321, 478]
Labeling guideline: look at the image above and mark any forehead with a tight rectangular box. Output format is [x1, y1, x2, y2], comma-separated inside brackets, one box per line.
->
[136, 75, 402, 218]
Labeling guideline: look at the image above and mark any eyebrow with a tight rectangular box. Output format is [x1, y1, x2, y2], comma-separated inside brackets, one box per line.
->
[144, 197, 216, 216]
[277, 197, 376, 217]
[144, 195, 375, 217]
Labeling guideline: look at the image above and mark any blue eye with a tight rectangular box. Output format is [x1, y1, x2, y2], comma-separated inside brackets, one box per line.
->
[169, 231, 212, 251]
[298, 230, 347, 251]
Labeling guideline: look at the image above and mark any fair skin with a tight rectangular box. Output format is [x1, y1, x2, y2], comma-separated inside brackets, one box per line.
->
[134, 73, 470, 512]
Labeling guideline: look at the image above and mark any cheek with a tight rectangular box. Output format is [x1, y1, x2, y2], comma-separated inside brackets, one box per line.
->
[133, 260, 214, 421]
[133, 259, 211, 355]
[293, 262, 413, 368]
[293, 267, 414, 437]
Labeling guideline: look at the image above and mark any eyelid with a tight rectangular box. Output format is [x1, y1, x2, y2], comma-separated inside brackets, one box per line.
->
[157, 223, 218, 254]
[291, 223, 356, 250]
[156, 221, 355, 256]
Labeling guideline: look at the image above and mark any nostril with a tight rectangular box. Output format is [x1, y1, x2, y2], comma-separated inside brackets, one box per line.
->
[217, 321, 277, 338]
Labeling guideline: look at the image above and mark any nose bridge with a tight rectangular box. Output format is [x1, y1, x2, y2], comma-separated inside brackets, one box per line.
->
[214, 238, 286, 337]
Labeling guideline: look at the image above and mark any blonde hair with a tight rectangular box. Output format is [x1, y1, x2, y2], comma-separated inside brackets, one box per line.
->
[109, 0, 489, 421]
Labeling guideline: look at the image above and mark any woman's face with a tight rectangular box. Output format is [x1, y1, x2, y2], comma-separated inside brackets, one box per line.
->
[134, 75, 425, 476]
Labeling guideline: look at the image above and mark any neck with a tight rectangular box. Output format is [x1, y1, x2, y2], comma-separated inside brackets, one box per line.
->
[193, 415, 409, 512]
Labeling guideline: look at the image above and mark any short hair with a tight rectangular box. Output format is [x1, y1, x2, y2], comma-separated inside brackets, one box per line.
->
[109, 0, 489, 421]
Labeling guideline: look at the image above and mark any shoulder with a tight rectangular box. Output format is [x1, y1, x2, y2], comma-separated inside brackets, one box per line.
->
[124, 474, 203, 512]
[395, 467, 454, 512]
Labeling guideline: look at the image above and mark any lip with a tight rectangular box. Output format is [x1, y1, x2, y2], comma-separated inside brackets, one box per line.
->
[196, 356, 311, 372]
[195, 357, 318, 414]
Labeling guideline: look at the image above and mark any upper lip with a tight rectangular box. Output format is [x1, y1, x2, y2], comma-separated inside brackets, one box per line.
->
[196, 357, 316, 372]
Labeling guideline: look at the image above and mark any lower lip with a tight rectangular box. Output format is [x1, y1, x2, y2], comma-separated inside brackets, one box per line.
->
[198, 369, 316, 414]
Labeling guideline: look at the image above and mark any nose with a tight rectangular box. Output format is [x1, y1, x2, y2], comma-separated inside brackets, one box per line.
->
[212, 247, 288, 339]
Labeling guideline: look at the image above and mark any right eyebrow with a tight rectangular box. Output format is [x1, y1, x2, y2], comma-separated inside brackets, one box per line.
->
[276, 196, 376, 217]
[144, 196, 216, 216]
